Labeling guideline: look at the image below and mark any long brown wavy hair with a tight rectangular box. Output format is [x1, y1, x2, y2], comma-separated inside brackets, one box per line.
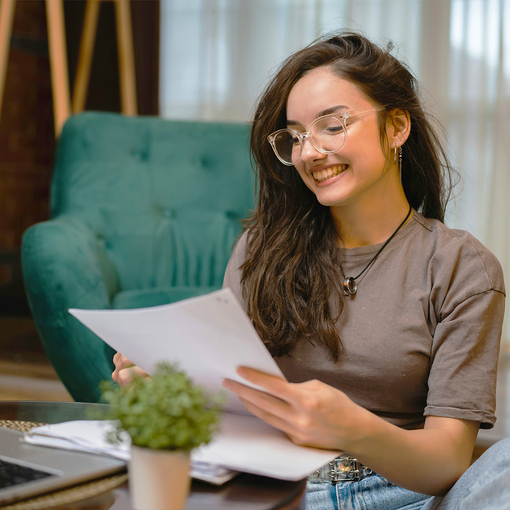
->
[241, 32, 455, 361]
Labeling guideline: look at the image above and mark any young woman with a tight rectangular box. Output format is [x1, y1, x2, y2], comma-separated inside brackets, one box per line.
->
[113, 33, 509, 509]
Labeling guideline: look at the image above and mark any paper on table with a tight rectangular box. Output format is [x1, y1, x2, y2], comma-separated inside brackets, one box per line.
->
[25, 416, 339, 482]
[24, 420, 131, 461]
[23, 421, 238, 485]
[69, 288, 283, 415]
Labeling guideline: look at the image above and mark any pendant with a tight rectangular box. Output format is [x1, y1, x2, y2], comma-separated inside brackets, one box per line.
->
[342, 277, 357, 296]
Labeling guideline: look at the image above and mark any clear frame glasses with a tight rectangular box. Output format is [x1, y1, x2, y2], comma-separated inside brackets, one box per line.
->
[267, 106, 387, 166]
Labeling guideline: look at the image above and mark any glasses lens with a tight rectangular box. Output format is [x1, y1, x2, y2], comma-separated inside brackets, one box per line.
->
[273, 130, 302, 165]
[311, 116, 346, 153]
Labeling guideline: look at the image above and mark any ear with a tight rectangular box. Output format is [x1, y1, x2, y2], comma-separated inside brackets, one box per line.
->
[387, 109, 411, 149]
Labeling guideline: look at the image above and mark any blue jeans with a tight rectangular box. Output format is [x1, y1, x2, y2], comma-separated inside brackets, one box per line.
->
[306, 438, 510, 510]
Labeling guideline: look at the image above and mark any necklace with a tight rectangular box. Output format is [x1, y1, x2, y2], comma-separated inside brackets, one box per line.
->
[341, 205, 412, 296]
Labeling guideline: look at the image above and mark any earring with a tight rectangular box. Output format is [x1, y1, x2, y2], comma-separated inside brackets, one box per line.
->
[394, 146, 398, 165]
[399, 146, 403, 184]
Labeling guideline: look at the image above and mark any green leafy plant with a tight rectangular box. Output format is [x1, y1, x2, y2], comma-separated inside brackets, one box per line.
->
[100, 362, 223, 450]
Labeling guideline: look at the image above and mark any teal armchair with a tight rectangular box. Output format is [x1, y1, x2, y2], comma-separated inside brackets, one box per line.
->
[22, 112, 255, 402]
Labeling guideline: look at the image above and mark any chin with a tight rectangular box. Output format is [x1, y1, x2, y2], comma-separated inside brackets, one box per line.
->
[314, 191, 349, 208]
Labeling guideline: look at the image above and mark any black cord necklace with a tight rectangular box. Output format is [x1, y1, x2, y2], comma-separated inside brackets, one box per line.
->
[341, 205, 412, 296]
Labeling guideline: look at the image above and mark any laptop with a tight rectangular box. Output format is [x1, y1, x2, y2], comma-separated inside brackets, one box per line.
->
[0, 426, 126, 505]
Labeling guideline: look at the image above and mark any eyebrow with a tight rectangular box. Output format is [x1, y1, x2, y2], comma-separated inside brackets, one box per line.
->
[287, 104, 349, 126]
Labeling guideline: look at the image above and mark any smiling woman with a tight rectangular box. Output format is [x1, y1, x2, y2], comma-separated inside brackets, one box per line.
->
[220, 32, 509, 509]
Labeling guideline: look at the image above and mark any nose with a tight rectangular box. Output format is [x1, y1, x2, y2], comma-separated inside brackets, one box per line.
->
[300, 136, 325, 163]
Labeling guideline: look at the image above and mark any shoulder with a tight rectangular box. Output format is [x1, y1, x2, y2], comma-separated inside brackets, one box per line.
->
[228, 229, 250, 266]
[415, 213, 505, 293]
[410, 213, 505, 318]
[222, 229, 250, 309]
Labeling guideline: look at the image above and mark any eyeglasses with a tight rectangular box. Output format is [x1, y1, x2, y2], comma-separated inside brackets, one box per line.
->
[267, 106, 387, 166]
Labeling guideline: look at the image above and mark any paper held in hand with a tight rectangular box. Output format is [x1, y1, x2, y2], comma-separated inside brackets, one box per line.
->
[69, 288, 339, 481]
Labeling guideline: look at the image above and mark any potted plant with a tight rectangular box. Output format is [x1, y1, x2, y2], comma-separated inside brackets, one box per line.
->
[100, 362, 223, 510]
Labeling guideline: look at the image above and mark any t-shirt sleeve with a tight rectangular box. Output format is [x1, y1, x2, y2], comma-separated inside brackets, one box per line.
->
[424, 235, 506, 429]
[222, 230, 248, 310]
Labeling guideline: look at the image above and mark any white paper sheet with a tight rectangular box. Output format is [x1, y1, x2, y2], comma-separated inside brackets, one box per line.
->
[194, 413, 339, 481]
[69, 288, 283, 415]
[24, 421, 238, 485]
[25, 416, 339, 482]
[68, 288, 340, 480]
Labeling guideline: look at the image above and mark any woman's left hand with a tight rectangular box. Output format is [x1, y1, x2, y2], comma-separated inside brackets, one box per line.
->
[223, 367, 370, 451]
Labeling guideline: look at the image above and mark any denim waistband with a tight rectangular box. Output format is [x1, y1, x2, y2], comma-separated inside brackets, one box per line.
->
[308, 455, 374, 484]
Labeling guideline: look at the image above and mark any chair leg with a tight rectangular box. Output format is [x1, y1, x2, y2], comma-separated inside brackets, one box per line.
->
[0, 0, 15, 119]
[113, 0, 137, 116]
[45, 0, 71, 137]
[72, 0, 101, 114]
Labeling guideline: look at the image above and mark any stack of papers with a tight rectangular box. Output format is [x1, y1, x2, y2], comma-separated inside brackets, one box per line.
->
[24, 420, 238, 485]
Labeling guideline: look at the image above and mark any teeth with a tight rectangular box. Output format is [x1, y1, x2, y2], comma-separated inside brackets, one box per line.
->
[312, 165, 347, 182]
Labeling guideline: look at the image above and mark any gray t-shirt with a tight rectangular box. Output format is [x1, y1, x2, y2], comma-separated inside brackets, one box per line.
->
[223, 212, 506, 429]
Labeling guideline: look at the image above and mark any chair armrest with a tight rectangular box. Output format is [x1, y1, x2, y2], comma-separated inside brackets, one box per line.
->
[22, 216, 121, 402]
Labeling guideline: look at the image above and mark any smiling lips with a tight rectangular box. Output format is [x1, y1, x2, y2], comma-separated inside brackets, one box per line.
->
[311, 164, 348, 183]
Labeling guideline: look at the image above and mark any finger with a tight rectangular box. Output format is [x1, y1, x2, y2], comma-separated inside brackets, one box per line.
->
[236, 396, 301, 439]
[113, 353, 134, 370]
[236, 367, 295, 401]
[112, 355, 132, 383]
[117, 366, 147, 387]
[223, 379, 291, 417]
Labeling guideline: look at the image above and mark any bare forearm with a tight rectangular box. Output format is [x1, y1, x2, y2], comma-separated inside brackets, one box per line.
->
[344, 412, 478, 496]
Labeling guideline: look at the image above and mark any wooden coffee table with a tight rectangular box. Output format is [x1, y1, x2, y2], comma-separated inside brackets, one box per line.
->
[0, 401, 306, 510]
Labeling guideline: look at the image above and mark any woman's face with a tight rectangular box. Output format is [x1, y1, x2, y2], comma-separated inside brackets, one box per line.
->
[286, 67, 397, 213]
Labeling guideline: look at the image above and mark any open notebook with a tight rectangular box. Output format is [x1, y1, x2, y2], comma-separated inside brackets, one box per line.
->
[68, 288, 339, 481]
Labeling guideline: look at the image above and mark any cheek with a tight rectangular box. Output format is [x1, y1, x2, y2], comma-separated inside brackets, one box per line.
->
[351, 138, 388, 171]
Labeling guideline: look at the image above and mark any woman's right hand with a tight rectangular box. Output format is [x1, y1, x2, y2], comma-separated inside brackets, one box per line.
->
[112, 352, 148, 391]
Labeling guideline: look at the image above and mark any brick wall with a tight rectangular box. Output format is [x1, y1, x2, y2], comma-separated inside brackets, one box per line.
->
[0, 0, 54, 254]
[0, 1, 54, 312]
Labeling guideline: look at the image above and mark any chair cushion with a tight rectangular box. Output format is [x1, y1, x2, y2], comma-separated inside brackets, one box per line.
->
[51, 113, 254, 292]
[112, 285, 221, 309]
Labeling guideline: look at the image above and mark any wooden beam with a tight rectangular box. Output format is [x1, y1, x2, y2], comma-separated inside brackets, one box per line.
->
[0, 0, 15, 119]
[45, 0, 71, 137]
[114, 0, 137, 116]
[72, 0, 101, 114]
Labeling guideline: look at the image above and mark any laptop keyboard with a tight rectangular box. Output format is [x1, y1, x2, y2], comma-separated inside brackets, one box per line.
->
[0, 459, 55, 489]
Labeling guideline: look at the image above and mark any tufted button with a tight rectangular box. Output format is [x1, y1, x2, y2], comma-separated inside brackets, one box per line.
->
[200, 156, 213, 168]
[161, 207, 174, 219]
[129, 147, 149, 162]
[225, 211, 239, 220]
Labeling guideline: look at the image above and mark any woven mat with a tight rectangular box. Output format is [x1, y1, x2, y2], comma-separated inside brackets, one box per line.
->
[0, 420, 128, 510]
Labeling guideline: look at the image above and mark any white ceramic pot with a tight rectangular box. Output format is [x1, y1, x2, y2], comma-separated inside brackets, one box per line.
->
[129, 445, 191, 510]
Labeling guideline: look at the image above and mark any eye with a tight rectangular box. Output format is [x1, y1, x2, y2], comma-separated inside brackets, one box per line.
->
[325, 125, 345, 134]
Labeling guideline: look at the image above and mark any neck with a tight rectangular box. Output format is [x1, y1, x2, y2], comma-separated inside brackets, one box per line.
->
[332, 196, 412, 249]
